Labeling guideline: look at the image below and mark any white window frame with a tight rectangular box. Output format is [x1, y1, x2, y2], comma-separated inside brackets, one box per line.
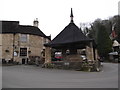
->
[20, 34, 27, 42]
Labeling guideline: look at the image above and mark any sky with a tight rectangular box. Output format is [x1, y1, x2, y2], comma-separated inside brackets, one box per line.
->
[0, 0, 119, 39]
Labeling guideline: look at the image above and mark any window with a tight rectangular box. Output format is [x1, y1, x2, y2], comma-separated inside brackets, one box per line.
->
[20, 34, 27, 42]
[45, 39, 49, 43]
[20, 48, 27, 56]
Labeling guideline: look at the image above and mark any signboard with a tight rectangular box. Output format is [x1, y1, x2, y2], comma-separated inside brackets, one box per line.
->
[14, 51, 17, 56]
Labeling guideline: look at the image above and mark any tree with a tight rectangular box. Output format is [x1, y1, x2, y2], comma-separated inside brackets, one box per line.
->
[114, 15, 120, 43]
[87, 19, 102, 43]
[102, 20, 112, 35]
[96, 24, 112, 60]
[109, 15, 120, 36]
[83, 27, 89, 35]
[82, 15, 118, 61]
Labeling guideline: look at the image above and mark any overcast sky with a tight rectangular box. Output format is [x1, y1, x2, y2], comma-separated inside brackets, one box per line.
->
[0, 0, 119, 39]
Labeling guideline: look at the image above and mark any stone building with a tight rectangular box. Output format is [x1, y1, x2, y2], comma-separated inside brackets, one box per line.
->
[45, 8, 99, 70]
[1, 19, 51, 64]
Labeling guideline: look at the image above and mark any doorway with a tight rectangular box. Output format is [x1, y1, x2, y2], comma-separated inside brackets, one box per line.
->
[22, 58, 26, 64]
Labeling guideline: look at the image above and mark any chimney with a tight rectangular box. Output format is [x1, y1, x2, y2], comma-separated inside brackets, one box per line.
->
[33, 18, 39, 27]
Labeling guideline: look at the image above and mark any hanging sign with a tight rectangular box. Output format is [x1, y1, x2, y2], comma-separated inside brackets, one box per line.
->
[14, 51, 17, 56]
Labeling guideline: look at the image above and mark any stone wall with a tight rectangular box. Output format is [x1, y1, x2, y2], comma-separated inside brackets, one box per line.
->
[0, 34, 2, 59]
[86, 43, 94, 61]
[0, 33, 50, 64]
[2, 34, 13, 60]
[45, 47, 51, 63]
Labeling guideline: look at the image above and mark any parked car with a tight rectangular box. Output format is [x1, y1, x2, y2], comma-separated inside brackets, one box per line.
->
[52, 52, 63, 61]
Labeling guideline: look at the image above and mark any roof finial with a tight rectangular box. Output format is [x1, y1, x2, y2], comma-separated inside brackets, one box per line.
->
[70, 8, 74, 23]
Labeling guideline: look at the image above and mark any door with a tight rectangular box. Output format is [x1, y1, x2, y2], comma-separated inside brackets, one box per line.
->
[20, 48, 27, 64]
[22, 58, 25, 64]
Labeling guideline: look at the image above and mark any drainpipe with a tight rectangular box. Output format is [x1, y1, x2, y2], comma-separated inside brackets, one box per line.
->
[12, 33, 15, 62]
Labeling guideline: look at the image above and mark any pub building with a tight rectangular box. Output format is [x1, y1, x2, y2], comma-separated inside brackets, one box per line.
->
[1, 19, 51, 64]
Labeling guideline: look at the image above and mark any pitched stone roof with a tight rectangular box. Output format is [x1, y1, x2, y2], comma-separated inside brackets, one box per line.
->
[1, 21, 50, 39]
[17, 25, 46, 37]
[113, 40, 120, 46]
[50, 22, 91, 45]
[2, 21, 19, 33]
[45, 9, 92, 48]
[115, 37, 120, 44]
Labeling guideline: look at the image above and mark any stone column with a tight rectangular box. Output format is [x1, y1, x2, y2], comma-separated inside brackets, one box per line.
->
[62, 49, 67, 61]
[95, 49, 98, 60]
[45, 47, 51, 63]
[86, 42, 94, 61]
